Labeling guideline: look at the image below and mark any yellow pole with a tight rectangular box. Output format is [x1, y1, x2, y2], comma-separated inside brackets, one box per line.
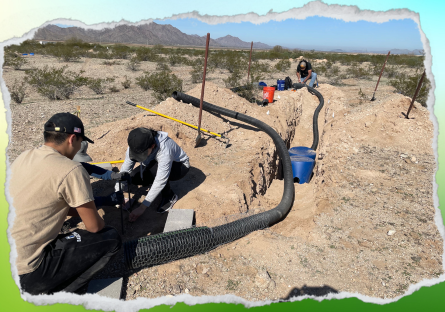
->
[90, 160, 125, 165]
[126, 101, 223, 138]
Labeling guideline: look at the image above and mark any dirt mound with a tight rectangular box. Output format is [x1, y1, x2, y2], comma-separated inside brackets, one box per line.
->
[87, 82, 304, 226]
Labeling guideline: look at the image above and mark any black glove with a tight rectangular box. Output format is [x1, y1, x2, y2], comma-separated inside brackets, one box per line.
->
[110, 171, 131, 181]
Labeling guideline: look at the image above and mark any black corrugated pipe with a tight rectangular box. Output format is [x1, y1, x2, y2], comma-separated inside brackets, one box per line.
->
[292, 83, 325, 151]
[123, 93, 295, 270]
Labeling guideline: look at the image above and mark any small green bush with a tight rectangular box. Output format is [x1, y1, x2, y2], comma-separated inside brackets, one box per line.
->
[110, 44, 131, 59]
[156, 62, 170, 71]
[86, 77, 115, 94]
[325, 65, 340, 78]
[102, 60, 120, 66]
[274, 59, 291, 72]
[25, 65, 87, 100]
[135, 72, 151, 91]
[384, 65, 399, 78]
[8, 79, 27, 103]
[139, 71, 183, 101]
[121, 76, 131, 89]
[389, 72, 431, 107]
[135, 48, 158, 62]
[349, 64, 370, 79]
[223, 69, 243, 88]
[46, 45, 81, 62]
[127, 56, 141, 71]
[4, 53, 28, 70]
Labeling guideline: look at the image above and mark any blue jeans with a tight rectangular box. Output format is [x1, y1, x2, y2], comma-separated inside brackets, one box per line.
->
[300, 72, 317, 87]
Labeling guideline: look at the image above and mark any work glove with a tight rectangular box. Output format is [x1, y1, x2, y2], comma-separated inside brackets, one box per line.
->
[110, 171, 131, 181]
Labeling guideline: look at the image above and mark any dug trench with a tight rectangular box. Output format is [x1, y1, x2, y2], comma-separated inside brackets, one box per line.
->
[49, 82, 445, 300]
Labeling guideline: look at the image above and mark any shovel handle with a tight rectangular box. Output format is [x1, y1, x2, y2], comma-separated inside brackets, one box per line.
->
[125, 101, 222, 138]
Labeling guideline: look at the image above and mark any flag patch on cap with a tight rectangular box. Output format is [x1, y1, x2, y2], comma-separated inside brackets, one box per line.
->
[74, 127, 81, 133]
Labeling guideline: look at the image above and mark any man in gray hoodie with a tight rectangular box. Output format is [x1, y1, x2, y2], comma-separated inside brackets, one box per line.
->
[115, 127, 190, 221]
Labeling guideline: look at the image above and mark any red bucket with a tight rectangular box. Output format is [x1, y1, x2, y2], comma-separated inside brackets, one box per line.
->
[262, 86, 275, 103]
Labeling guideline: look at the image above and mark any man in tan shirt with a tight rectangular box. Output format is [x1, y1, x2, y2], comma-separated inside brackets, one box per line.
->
[9, 112, 121, 295]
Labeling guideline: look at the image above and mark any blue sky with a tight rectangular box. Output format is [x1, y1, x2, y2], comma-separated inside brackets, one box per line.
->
[153, 17, 423, 51]
[56, 16, 423, 52]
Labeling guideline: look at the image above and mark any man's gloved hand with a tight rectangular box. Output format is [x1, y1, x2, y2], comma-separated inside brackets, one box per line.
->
[110, 171, 131, 181]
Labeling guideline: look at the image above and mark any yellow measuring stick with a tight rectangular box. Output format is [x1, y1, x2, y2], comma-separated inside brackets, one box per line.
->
[126, 101, 223, 138]
[90, 160, 125, 165]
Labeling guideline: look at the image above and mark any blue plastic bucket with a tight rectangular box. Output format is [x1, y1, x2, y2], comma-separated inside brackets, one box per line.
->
[289, 146, 316, 160]
[290, 155, 315, 184]
[277, 80, 285, 91]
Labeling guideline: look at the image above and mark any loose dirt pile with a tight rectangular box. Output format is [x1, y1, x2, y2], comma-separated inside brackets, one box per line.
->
[85, 83, 442, 301]
[5, 55, 442, 301]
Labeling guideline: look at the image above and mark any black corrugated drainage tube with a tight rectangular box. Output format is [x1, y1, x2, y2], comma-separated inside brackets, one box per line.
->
[292, 83, 325, 151]
[123, 92, 295, 270]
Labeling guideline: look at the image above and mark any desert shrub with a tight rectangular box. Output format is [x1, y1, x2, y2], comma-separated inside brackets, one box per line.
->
[167, 54, 188, 66]
[86, 77, 115, 94]
[64, 37, 92, 50]
[136, 48, 158, 62]
[325, 65, 340, 78]
[389, 72, 431, 107]
[8, 79, 27, 103]
[102, 60, 120, 66]
[127, 56, 141, 71]
[208, 52, 225, 71]
[223, 52, 246, 73]
[46, 44, 81, 62]
[110, 44, 131, 59]
[274, 59, 291, 72]
[156, 61, 170, 71]
[137, 71, 182, 101]
[152, 44, 164, 55]
[97, 51, 112, 59]
[121, 76, 131, 89]
[135, 73, 151, 91]
[190, 58, 205, 83]
[3, 53, 28, 70]
[325, 61, 333, 69]
[316, 64, 327, 75]
[349, 64, 370, 79]
[6, 40, 43, 54]
[384, 65, 399, 78]
[109, 85, 120, 93]
[223, 69, 243, 88]
[358, 88, 367, 104]
[25, 65, 87, 100]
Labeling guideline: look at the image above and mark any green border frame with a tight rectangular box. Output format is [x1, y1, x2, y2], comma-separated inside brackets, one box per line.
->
[1, 1, 444, 311]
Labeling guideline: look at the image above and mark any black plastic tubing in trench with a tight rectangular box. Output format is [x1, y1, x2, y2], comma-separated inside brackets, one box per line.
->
[123, 86, 324, 270]
[172, 91, 295, 226]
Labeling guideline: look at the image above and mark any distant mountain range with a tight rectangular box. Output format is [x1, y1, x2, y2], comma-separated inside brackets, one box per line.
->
[33, 24, 273, 49]
[33, 24, 423, 55]
[327, 48, 424, 55]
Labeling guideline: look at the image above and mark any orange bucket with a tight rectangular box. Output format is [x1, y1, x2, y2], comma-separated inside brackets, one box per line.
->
[263, 86, 275, 103]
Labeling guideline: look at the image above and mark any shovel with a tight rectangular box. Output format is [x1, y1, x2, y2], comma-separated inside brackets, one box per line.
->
[196, 33, 210, 147]
[371, 51, 390, 101]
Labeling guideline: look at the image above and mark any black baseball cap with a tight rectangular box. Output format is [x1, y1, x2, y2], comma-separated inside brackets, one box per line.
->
[128, 127, 155, 162]
[44, 112, 94, 143]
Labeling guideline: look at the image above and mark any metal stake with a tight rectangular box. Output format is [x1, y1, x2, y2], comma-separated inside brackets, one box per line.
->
[196, 33, 210, 147]
[405, 70, 426, 119]
[371, 51, 390, 101]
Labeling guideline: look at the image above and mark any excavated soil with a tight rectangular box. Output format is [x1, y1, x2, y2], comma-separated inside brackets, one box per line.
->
[4, 54, 443, 301]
